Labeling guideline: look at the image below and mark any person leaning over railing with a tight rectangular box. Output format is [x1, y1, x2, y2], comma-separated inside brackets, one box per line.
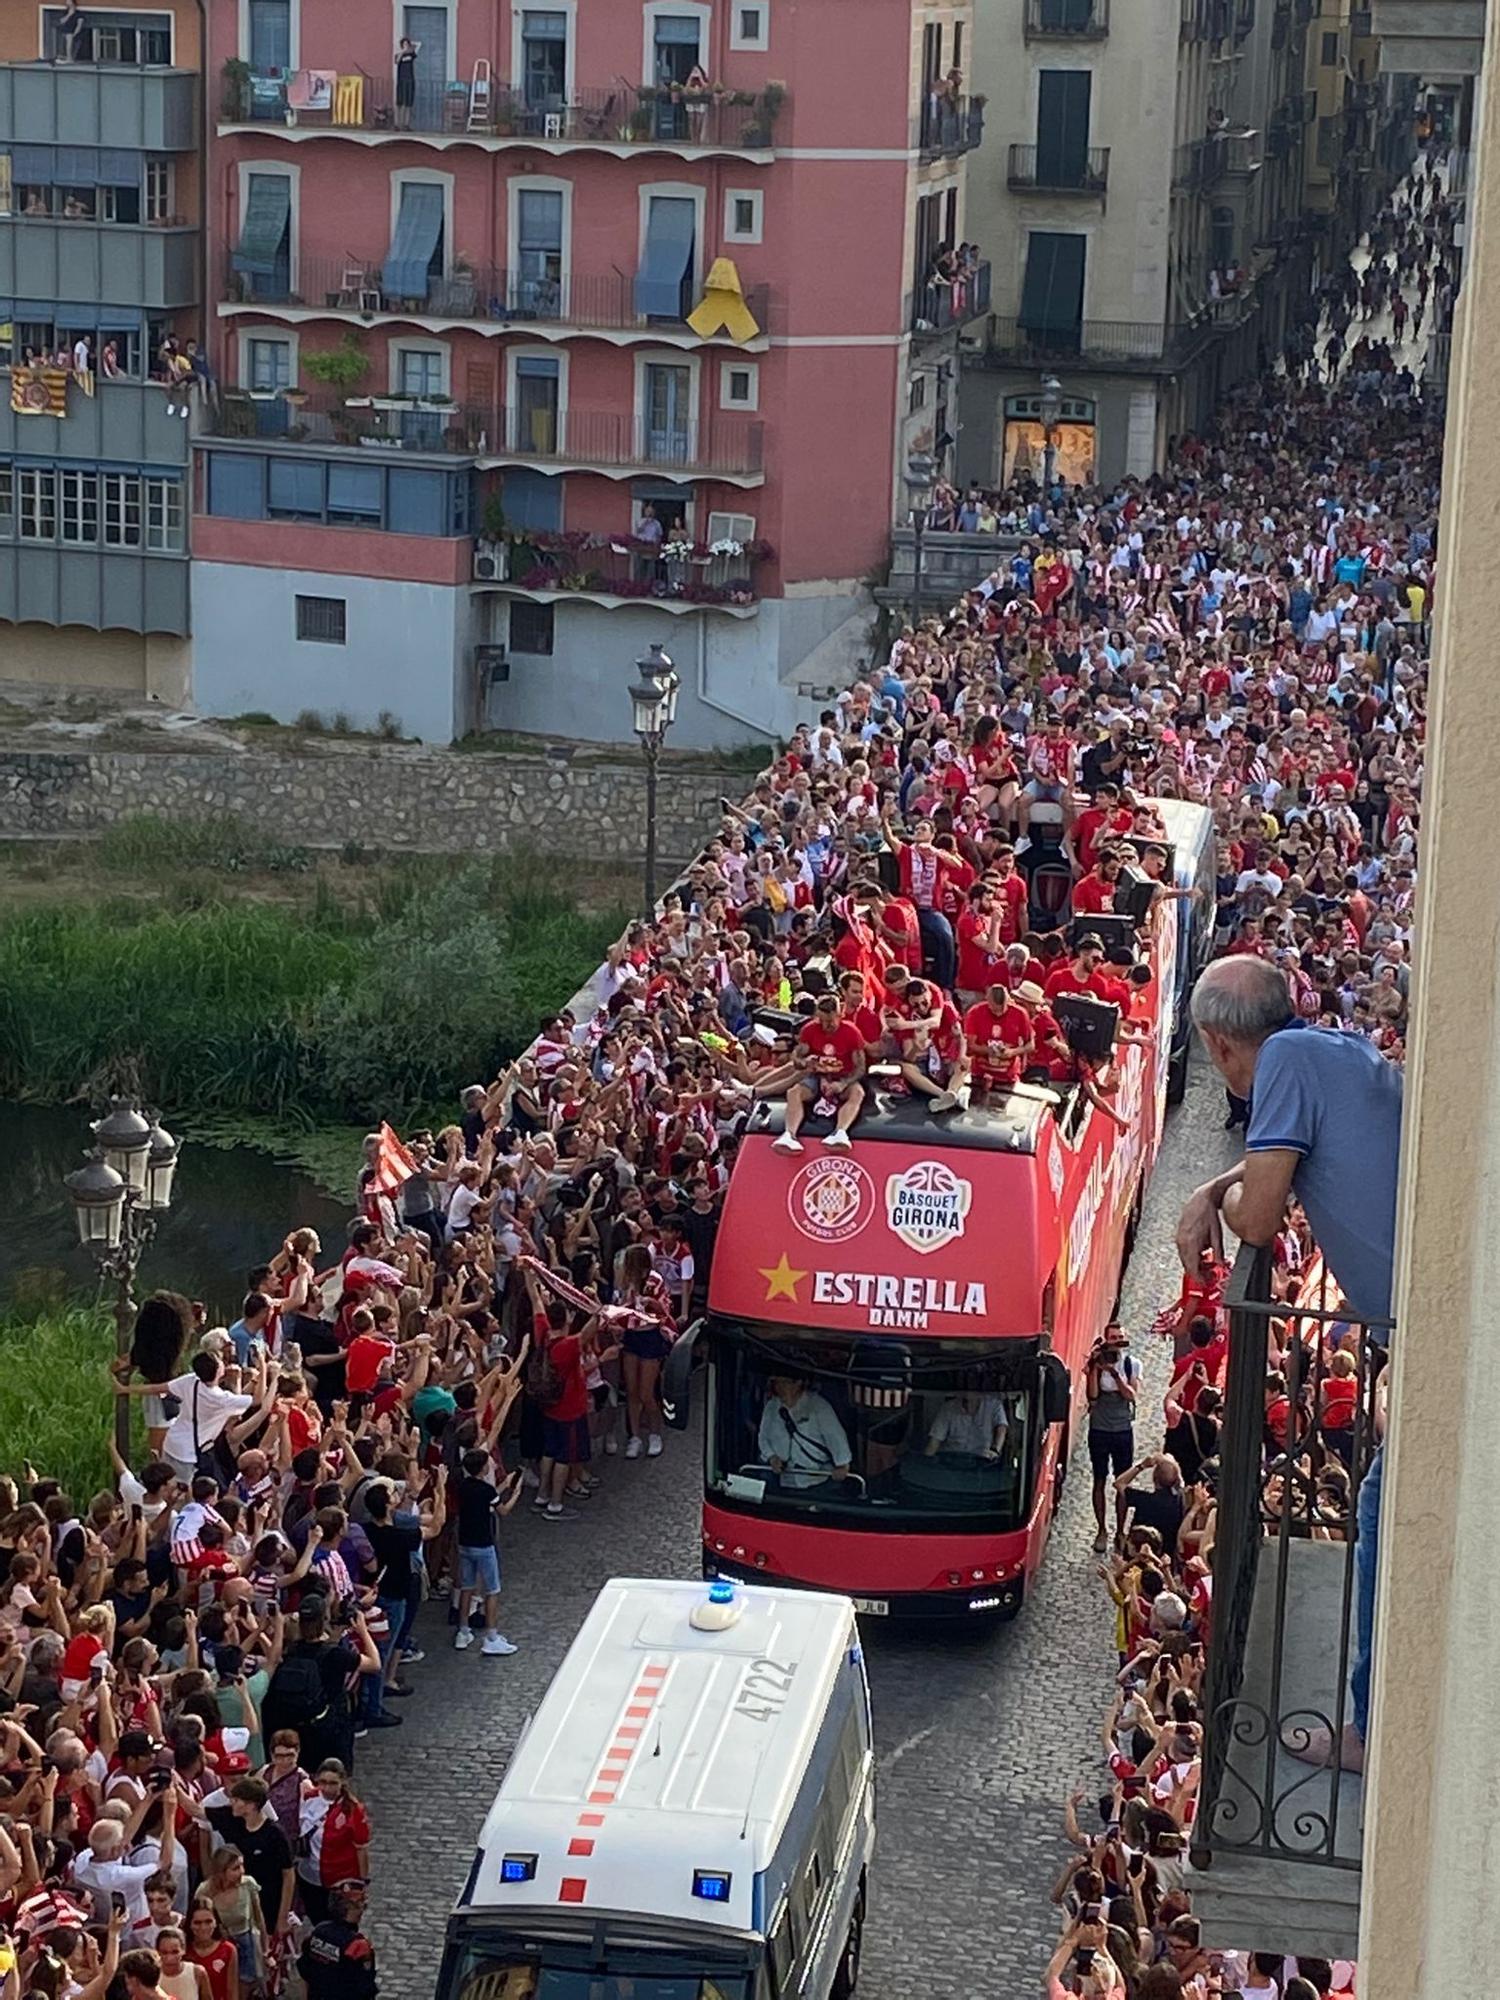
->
[1175, 954, 1402, 1774]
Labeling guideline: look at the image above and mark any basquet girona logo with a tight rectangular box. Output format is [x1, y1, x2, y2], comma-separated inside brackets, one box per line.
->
[885, 1159, 973, 1255]
[787, 1155, 876, 1244]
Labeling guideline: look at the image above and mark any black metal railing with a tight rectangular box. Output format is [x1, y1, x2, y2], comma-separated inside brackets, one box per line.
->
[218, 250, 775, 339]
[1007, 143, 1109, 193]
[909, 259, 991, 335]
[1023, 0, 1110, 34]
[473, 532, 768, 604]
[985, 299, 1246, 368]
[220, 69, 788, 149]
[1192, 1243, 1390, 1876]
[1173, 134, 1229, 187]
[917, 95, 985, 160]
[206, 388, 765, 477]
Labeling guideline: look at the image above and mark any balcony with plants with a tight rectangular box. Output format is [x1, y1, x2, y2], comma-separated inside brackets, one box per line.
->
[218, 60, 788, 156]
[471, 513, 773, 615]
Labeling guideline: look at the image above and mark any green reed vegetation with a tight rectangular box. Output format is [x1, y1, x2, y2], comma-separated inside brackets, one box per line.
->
[0, 818, 632, 1126]
[0, 1299, 119, 1499]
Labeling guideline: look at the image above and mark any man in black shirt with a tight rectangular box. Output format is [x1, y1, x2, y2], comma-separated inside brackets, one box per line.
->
[204, 1776, 295, 1933]
[1114, 1452, 1187, 1556]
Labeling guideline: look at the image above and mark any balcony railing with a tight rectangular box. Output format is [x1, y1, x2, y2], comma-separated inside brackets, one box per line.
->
[1189, 1244, 1388, 1956]
[218, 251, 774, 340]
[1006, 143, 1109, 194]
[985, 296, 1249, 369]
[910, 258, 991, 335]
[1173, 134, 1228, 187]
[1023, 0, 1110, 34]
[472, 530, 768, 607]
[220, 69, 787, 150]
[917, 94, 985, 160]
[207, 389, 765, 478]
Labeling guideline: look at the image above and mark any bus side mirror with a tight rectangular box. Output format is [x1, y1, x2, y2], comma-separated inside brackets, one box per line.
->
[1040, 1352, 1071, 1426]
[660, 1319, 703, 1431]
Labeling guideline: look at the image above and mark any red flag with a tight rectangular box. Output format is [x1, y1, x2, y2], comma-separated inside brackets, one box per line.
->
[372, 1121, 417, 1197]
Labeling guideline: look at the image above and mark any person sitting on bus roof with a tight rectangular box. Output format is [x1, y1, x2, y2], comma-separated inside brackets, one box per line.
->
[1012, 980, 1073, 1085]
[1071, 785, 1135, 875]
[954, 979, 1032, 1110]
[1072, 848, 1126, 919]
[1043, 934, 1114, 1005]
[924, 1388, 1010, 1463]
[882, 977, 965, 1114]
[757, 1374, 853, 1490]
[773, 992, 867, 1155]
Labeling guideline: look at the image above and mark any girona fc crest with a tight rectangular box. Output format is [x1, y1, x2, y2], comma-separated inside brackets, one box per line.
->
[787, 1155, 875, 1244]
[885, 1159, 973, 1255]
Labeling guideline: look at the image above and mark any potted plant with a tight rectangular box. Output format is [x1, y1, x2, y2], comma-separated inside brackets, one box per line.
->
[301, 335, 370, 396]
[220, 57, 250, 120]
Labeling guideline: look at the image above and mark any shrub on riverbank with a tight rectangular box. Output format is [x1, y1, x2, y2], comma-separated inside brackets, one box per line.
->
[0, 827, 630, 1124]
[0, 1301, 116, 1498]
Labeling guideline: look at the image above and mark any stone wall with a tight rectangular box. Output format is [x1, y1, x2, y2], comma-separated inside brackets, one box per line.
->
[0, 738, 743, 865]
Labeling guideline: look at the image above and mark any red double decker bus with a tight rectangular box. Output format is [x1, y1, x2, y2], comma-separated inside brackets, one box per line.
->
[665, 854, 1196, 1621]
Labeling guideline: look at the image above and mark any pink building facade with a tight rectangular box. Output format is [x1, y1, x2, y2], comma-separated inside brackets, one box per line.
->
[192, 0, 984, 745]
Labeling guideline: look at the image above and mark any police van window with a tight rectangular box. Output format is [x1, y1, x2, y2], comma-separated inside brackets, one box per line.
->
[767, 1911, 793, 1996]
[837, 1706, 864, 1812]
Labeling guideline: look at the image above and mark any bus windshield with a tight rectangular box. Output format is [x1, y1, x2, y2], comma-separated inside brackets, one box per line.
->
[443, 1935, 752, 2000]
[707, 1323, 1039, 1534]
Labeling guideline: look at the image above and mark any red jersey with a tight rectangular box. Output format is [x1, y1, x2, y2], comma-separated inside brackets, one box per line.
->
[956, 908, 1002, 993]
[937, 853, 975, 920]
[1073, 806, 1133, 872]
[798, 1019, 866, 1081]
[990, 872, 1029, 945]
[1043, 963, 1114, 1003]
[879, 896, 923, 972]
[1071, 872, 1115, 917]
[963, 1001, 1031, 1082]
[345, 1332, 397, 1395]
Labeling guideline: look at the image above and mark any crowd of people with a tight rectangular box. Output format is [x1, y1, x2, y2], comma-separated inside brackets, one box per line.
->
[0, 124, 1446, 2000]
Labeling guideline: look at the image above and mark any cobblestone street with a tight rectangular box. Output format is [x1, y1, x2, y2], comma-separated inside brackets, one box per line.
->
[358, 1058, 1236, 2000]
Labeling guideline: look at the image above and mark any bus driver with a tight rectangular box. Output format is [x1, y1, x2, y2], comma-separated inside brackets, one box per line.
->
[758, 1373, 853, 1489]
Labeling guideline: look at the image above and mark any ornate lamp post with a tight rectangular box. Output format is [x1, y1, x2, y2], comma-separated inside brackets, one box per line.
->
[64, 1097, 180, 1456]
[1039, 372, 1064, 491]
[629, 643, 679, 918]
[905, 448, 937, 631]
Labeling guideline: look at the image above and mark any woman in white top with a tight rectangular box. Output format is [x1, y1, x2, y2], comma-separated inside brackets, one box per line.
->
[156, 1927, 213, 2000]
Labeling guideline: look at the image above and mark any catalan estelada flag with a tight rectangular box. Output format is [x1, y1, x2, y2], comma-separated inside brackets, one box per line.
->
[10, 365, 68, 417]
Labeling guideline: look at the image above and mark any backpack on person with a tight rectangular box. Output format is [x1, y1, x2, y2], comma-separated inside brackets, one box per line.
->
[525, 1340, 563, 1410]
[265, 1648, 330, 1730]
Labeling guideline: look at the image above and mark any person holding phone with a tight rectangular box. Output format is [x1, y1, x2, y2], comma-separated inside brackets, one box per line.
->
[450, 1449, 523, 1657]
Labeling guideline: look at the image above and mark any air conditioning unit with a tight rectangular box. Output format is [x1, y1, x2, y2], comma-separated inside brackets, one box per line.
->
[473, 543, 508, 580]
[957, 333, 984, 353]
[475, 645, 510, 683]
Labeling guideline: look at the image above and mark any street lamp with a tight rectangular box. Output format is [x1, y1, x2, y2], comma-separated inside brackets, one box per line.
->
[65, 1096, 181, 1456]
[1038, 373, 1063, 492]
[629, 643, 678, 917]
[905, 448, 937, 632]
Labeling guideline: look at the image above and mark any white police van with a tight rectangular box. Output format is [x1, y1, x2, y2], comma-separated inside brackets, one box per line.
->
[436, 1577, 875, 2000]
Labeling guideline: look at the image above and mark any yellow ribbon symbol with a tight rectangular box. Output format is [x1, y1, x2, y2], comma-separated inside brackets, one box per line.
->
[687, 257, 761, 343]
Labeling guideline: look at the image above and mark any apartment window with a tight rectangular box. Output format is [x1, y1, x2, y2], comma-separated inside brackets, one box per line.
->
[145, 477, 184, 551]
[396, 347, 446, 398]
[1019, 230, 1086, 343]
[636, 194, 697, 321]
[234, 171, 293, 301]
[247, 336, 293, 392]
[60, 470, 99, 545]
[707, 509, 756, 543]
[730, 1, 769, 51]
[383, 181, 446, 304]
[501, 467, 563, 531]
[509, 601, 555, 656]
[100, 182, 142, 222]
[19, 469, 57, 541]
[721, 361, 758, 411]
[952, 21, 964, 69]
[1321, 29, 1339, 63]
[0, 467, 12, 539]
[724, 188, 763, 244]
[1036, 70, 1091, 185]
[103, 472, 143, 548]
[514, 355, 561, 453]
[642, 360, 694, 465]
[296, 595, 347, 644]
[515, 187, 564, 312]
[326, 464, 384, 527]
[247, 0, 291, 70]
[268, 459, 324, 521]
[43, 8, 172, 63]
[520, 10, 568, 107]
[145, 158, 172, 222]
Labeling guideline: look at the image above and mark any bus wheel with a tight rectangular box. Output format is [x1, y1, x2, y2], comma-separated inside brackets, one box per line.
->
[832, 1879, 866, 1998]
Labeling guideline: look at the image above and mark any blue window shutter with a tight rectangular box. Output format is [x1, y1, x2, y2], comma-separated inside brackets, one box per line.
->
[517, 188, 562, 251]
[206, 453, 265, 520]
[12, 146, 56, 181]
[633, 197, 696, 319]
[233, 175, 291, 277]
[326, 463, 384, 520]
[502, 468, 562, 531]
[52, 147, 101, 187]
[382, 183, 444, 300]
[248, 0, 291, 71]
[97, 150, 143, 188]
[654, 15, 701, 42]
[266, 457, 324, 518]
[386, 467, 445, 535]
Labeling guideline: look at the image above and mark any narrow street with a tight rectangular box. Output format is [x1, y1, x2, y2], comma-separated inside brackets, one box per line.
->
[358, 1054, 1236, 2000]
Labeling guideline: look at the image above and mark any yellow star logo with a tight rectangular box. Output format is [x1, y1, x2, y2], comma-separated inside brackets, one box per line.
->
[759, 1253, 808, 1303]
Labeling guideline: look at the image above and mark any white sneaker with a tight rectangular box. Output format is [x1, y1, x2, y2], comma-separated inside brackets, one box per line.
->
[822, 1128, 852, 1150]
[604, 1437, 619, 1456]
[482, 1632, 518, 1656]
[647, 1434, 663, 1458]
[772, 1131, 803, 1155]
[520, 1466, 540, 1489]
[454, 1626, 474, 1650]
[625, 1437, 643, 1460]
[928, 1090, 959, 1113]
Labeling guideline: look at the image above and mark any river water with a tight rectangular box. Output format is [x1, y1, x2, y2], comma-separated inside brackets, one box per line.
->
[2, 1102, 351, 1322]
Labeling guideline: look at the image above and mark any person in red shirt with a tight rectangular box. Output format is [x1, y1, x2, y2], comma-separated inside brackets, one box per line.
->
[1071, 785, 1133, 874]
[774, 993, 867, 1154]
[886, 978, 965, 1111]
[1072, 850, 1123, 918]
[956, 882, 1005, 1005]
[836, 969, 884, 1049]
[868, 884, 923, 973]
[958, 983, 1032, 1105]
[987, 846, 1030, 946]
[1043, 936, 1112, 1004]
[1012, 980, 1073, 1083]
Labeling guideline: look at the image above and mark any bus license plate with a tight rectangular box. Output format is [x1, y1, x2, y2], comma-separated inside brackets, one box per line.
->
[852, 1597, 889, 1616]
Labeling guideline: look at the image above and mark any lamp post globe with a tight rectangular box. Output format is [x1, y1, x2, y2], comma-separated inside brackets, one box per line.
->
[93, 1096, 152, 1195]
[905, 449, 938, 629]
[144, 1116, 180, 1212]
[64, 1151, 128, 1250]
[629, 644, 678, 921]
[1038, 373, 1063, 490]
